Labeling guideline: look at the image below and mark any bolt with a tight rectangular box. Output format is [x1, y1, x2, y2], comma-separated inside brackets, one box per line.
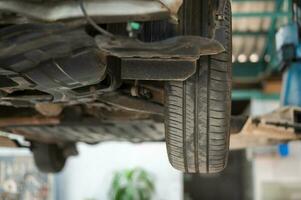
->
[140, 88, 152, 99]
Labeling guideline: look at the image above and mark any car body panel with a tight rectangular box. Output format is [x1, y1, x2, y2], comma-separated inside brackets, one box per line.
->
[0, 0, 183, 23]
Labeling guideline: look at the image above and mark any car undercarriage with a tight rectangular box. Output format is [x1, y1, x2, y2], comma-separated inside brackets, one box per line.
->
[0, 0, 233, 173]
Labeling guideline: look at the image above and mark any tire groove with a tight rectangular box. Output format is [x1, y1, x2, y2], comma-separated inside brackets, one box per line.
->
[206, 56, 210, 173]
[194, 63, 200, 173]
[183, 81, 188, 172]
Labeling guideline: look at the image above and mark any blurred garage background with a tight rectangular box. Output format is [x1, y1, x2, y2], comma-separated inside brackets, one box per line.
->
[1, 0, 301, 199]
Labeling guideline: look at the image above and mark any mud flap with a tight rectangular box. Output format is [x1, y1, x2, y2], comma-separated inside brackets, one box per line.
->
[96, 35, 225, 81]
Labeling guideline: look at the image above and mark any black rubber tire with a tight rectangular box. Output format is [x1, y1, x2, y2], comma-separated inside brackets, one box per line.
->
[32, 142, 66, 173]
[165, 0, 232, 173]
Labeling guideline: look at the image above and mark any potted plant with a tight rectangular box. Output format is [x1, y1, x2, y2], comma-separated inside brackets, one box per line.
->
[109, 168, 155, 200]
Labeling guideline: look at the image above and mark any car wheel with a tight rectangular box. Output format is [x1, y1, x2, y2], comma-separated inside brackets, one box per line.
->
[165, 0, 232, 173]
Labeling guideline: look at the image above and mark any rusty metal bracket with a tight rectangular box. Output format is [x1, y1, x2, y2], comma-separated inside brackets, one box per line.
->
[0, 136, 18, 148]
[100, 93, 164, 115]
[230, 107, 301, 150]
[0, 116, 60, 127]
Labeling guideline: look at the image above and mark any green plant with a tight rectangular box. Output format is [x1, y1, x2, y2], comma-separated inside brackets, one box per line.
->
[109, 168, 155, 200]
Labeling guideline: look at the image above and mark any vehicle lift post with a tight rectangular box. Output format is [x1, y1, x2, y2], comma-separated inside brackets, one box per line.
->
[230, 10, 301, 150]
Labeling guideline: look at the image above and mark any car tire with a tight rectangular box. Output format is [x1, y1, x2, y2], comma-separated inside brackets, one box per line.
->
[165, 0, 232, 173]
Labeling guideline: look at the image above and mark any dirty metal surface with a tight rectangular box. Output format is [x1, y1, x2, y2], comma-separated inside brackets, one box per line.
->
[121, 58, 197, 81]
[2, 108, 301, 148]
[100, 93, 164, 115]
[96, 36, 225, 59]
[0, 136, 17, 147]
[0, 117, 60, 127]
[97, 35, 224, 81]
[0, 0, 182, 23]
[4, 121, 165, 144]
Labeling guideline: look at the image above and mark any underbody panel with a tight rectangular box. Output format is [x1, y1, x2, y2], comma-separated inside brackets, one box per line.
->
[0, 0, 228, 148]
[0, 0, 183, 23]
[0, 23, 224, 107]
